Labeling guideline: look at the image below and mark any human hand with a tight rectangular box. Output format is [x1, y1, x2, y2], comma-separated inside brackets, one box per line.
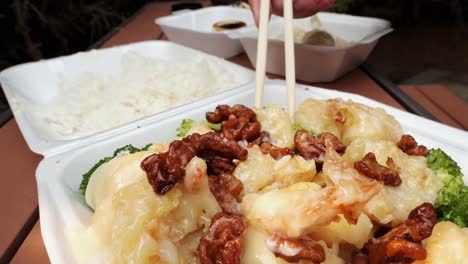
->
[248, 0, 335, 26]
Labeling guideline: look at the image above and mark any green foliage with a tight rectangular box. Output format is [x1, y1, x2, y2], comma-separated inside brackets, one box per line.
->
[79, 144, 149, 196]
[427, 148, 467, 227]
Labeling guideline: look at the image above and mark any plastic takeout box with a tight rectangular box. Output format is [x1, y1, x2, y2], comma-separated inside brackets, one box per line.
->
[156, 6, 257, 58]
[35, 80, 467, 263]
[227, 12, 393, 82]
[0, 41, 255, 156]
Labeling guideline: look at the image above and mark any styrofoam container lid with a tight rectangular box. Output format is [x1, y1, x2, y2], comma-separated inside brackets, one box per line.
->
[37, 80, 467, 263]
[156, 6, 259, 58]
[0, 41, 255, 157]
[227, 12, 393, 82]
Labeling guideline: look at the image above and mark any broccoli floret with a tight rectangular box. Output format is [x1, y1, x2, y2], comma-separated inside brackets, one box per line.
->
[427, 148, 467, 227]
[141, 143, 152, 151]
[176, 119, 196, 137]
[200, 120, 222, 131]
[176, 119, 221, 137]
[427, 148, 462, 177]
[113, 144, 143, 156]
[79, 156, 113, 196]
[438, 186, 468, 227]
[79, 144, 149, 195]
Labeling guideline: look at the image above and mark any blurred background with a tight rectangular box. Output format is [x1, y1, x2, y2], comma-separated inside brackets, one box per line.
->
[1, 0, 467, 113]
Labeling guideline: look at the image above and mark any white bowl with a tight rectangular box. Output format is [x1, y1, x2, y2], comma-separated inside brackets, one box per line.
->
[227, 12, 393, 82]
[156, 6, 256, 58]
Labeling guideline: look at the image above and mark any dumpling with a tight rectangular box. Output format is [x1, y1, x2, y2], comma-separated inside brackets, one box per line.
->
[343, 139, 443, 226]
[255, 104, 295, 148]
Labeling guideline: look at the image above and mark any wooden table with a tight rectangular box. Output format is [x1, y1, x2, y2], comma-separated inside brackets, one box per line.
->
[1, 1, 465, 263]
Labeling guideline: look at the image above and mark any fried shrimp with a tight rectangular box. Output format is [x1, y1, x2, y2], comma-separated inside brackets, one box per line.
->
[242, 145, 383, 237]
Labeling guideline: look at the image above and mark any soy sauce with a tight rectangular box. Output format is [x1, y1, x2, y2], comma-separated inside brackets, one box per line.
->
[213, 20, 247, 31]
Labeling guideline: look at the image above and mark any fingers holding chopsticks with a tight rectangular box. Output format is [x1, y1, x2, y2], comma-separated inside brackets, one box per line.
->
[248, 0, 336, 26]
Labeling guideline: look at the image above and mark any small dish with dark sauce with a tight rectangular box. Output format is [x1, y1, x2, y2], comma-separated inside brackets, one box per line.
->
[213, 20, 247, 31]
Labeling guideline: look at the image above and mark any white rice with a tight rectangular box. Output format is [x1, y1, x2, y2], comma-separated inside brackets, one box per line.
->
[20, 52, 247, 140]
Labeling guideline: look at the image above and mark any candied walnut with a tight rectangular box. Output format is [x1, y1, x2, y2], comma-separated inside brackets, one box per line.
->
[383, 202, 436, 242]
[259, 142, 295, 160]
[141, 154, 177, 195]
[141, 132, 247, 195]
[318, 132, 346, 153]
[206, 104, 257, 123]
[386, 238, 427, 260]
[294, 130, 345, 168]
[208, 173, 243, 215]
[201, 155, 237, 175]
[295, 130, 325, 162]
[198, 213, 247, 264]
[354, 152, 402, 187]
[141, 139, 197, 194]
[206, 104, 261, 142]
[397, 135, 428, 157]
[248, 131, 271, 147]
[366, 203, 436, 264]
[247, 131, 293, 160]
[223, 115, 261, 142]
[386, 157, 398, 172]
[266, 234, 325, 263]
[191, 133, 247, 160]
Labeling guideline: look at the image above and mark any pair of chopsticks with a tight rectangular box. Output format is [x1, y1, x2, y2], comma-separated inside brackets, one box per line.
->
[254, 0, 296, 117]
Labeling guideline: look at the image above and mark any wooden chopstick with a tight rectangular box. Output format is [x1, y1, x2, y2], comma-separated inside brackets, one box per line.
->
[254, 0, 296, 117]
[254, 0, 270, 108]
[283, 0, 296, 117]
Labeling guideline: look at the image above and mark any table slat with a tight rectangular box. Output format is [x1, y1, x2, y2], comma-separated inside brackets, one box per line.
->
[0, 120, 42, 262]
[11, 222, 49, 264]
[400, 85, 464, 129]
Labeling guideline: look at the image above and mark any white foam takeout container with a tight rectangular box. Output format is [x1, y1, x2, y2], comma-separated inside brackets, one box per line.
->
[0, 41, 255, 157]
[227, 12, 393, 82]
[156, 6, 258, 58]
[35, 80, 467, 263]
